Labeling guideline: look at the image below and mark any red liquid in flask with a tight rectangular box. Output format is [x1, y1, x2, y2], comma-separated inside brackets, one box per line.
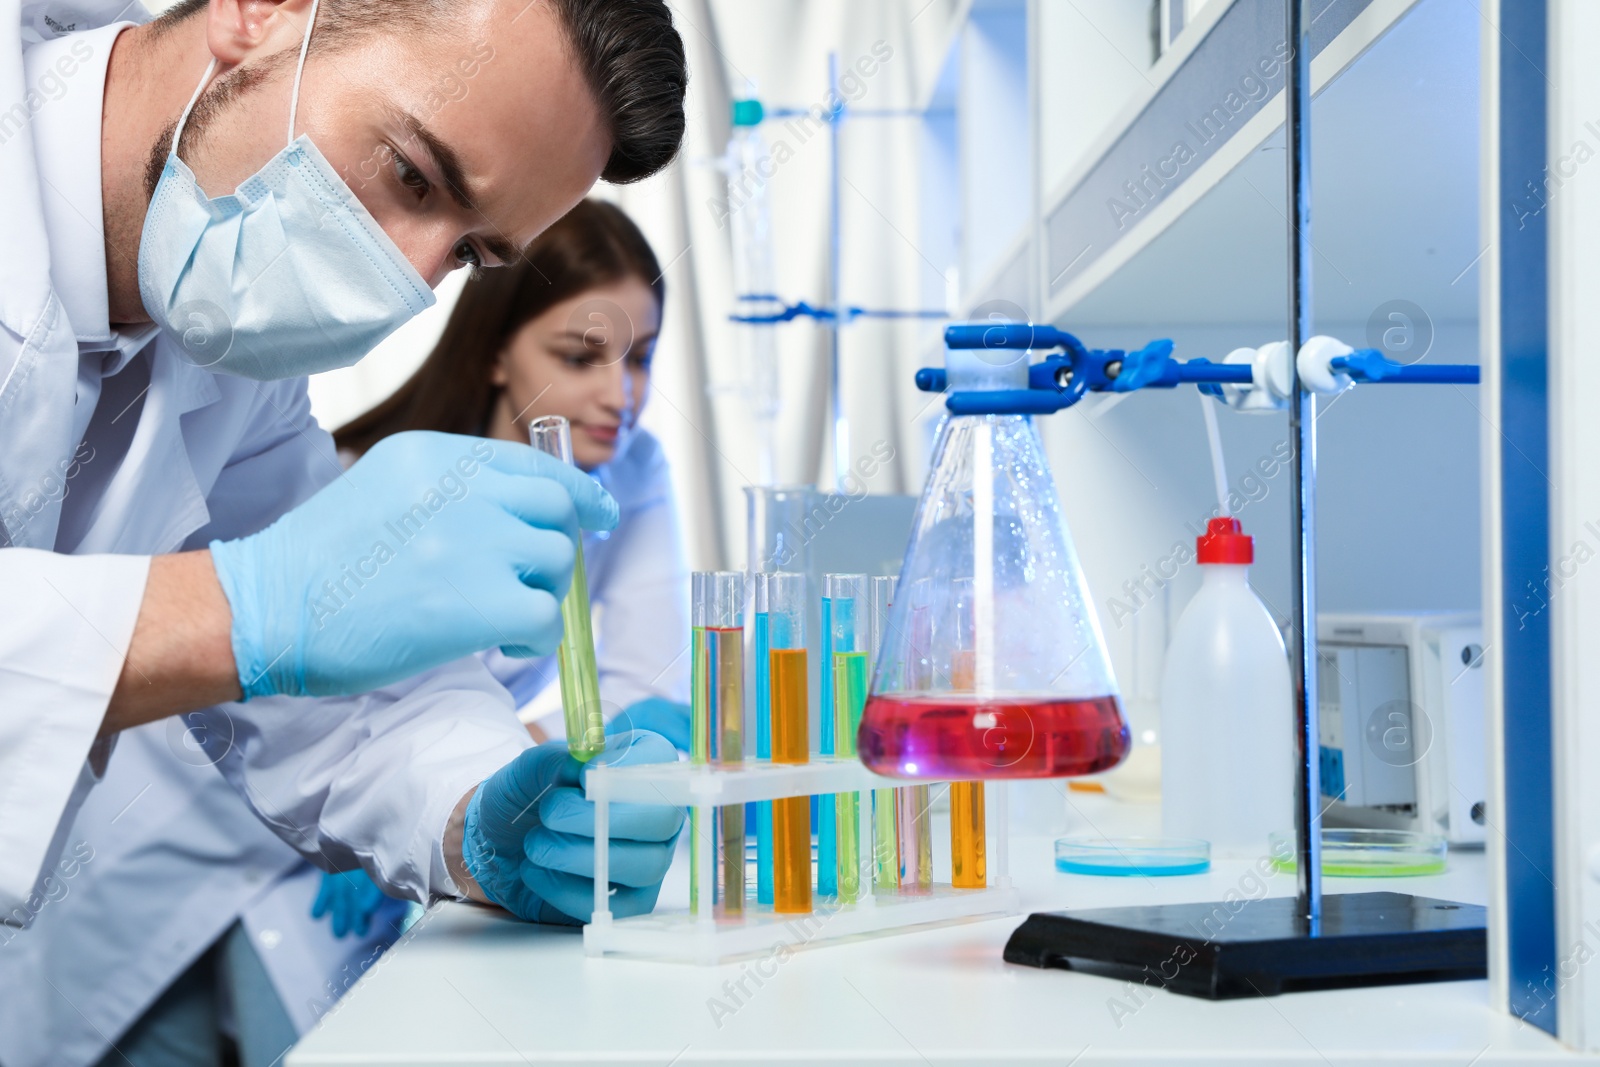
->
[856, 694, 1130, 779]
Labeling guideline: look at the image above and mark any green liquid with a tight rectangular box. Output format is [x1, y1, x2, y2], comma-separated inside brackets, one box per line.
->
[834, 651, 868, 903]
[557, 548, 605, 762]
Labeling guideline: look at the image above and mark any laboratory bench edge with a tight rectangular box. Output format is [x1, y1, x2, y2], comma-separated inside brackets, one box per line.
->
[287, 793, 1590, 1066]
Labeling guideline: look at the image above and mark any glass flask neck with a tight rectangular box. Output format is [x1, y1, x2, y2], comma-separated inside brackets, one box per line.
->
[944, 347, 1029, 393]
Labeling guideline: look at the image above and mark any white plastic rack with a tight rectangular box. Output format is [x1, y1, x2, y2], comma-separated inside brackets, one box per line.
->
[583, 757, 1021, 964]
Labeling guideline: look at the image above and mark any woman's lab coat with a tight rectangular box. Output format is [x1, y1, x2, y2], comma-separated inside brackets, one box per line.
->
[0, 0, 529, 939]
[0, 431, 691, 1067]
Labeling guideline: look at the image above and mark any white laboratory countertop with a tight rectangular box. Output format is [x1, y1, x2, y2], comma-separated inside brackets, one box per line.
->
[288, 788, 1594, 1066]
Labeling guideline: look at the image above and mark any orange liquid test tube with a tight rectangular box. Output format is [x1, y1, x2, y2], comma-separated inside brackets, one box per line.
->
[767, 572, 810, 915]
[949, 643, 987, 889]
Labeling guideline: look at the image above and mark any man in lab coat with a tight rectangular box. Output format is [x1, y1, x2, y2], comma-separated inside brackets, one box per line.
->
[0, 0, 686, 998]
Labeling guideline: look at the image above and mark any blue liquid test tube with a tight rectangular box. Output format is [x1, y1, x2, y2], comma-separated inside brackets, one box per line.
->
[754, 574, 774, 906]
[817, 593, 836, 898]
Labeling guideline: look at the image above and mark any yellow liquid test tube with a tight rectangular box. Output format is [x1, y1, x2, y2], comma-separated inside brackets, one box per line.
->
[948, 638, 986, 889]
[767, 572, 810, 915]
[950, 782, 987, 888]
[528, 416, 603, 761]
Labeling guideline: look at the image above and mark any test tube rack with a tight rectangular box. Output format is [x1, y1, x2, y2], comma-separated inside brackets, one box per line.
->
[583, 757, 1021, 964]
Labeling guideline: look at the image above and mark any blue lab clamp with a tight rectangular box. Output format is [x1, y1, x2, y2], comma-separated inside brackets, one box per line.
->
[918, 324, 1479, 415]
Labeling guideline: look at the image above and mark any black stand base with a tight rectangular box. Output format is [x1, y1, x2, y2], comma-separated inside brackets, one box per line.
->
[1003, 891, 1486, 999]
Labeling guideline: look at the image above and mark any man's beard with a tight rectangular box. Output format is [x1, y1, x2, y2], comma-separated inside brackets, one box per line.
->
[142, 58, 285, 201]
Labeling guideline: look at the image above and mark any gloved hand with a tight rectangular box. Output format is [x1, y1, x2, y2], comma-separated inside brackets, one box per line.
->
[209, 431, 618, 699]
[461, 730, 683, 924]
[311, 869, 388, 938]
[606, 697, 692, 754]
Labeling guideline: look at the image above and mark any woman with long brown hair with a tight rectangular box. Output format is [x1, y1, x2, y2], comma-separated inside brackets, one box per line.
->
[334, 198, 690, 735]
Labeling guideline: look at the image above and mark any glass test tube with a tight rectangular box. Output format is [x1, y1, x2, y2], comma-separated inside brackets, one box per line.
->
[709, 572, 746, 915]
[817, 589, 837, 899]
[689, 573, 710, 915]
[828, 574, 868, 904]
[948, 580, 986, 889]
[528, 416, 604, 761]
[868, 577, 901, 892]
[767, 572, 810, 914]
[753, 575, 773, 906]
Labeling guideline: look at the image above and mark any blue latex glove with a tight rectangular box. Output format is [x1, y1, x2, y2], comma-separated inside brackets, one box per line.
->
[311, 869, 388, 939]
[462, 730, 683, 924]
[209, 431, 618, 699]
[606, 697, 692, 754]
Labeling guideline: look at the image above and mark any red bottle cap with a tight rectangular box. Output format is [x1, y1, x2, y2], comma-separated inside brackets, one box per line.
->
[1197, 516, 1253, 564]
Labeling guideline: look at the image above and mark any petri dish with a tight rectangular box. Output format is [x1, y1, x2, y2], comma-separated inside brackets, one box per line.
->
[1268, 828, 1447, 877]
[1054, 836, 1210, 877]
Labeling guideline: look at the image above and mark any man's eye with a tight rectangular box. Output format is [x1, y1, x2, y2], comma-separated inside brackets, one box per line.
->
[394, 154, 429, 197]
[454, 240, 483, 268]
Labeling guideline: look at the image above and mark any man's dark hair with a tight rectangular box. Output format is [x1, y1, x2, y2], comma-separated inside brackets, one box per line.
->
[155, 0, 687, 183]
[548, 0, 686, 183]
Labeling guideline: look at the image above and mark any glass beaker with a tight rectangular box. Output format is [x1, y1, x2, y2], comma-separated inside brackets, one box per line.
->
[857, 352, 1129, 779]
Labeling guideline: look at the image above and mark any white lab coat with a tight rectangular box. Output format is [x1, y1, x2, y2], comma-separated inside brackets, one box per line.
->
[0, 430, 691, 1067]
[0, 0, 530, 940]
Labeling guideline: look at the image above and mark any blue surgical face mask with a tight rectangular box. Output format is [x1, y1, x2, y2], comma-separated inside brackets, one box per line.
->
[137, 0, 435, 380]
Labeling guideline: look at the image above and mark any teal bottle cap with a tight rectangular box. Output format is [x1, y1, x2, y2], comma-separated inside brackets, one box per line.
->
[731, 99, 764, 126]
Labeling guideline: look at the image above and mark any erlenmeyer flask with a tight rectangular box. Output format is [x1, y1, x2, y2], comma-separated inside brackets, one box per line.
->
[858, 351, 1130, 779]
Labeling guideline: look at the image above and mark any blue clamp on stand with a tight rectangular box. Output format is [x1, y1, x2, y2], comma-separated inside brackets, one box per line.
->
[923, 325, 1237, 415]
[1330, 350, 1481, 385]
[917, 326, 1479, 417]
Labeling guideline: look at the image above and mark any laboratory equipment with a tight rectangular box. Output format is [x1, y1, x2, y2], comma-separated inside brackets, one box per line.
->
[997, 0, 1485, 998]
[1315, 613, 1484, 845]
[858, 349, 1130, 781]
[583, 563, 1021, 965]
[768, 572, 810, 915]
[723, 96, 781, 484]
[689, 573, 709, 913]
[869, 576, 905, 892]
[752, 571, 774, 905]
[950, 781, 986, 888]
[818, 587, 837, 898]
[828, 574, 867, 903]
[724, 69, 946, 491]
[1053, 837, 1210, 877]
[1268, 829, 1448, 878]
[690, 572, 746, 916]
[529, 415, 604, 761]
[713, 576, 747, 914]
[1160, 517, 1294, 857]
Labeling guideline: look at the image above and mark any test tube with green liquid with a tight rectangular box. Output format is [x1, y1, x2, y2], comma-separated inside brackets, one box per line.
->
[828, 574, 868, 904]
[868, 576, 900, 892]
[528, 415, 604, 762]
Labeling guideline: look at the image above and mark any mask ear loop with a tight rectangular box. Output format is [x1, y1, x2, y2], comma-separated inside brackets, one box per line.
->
[168, 57, 218, 163]
[286, 0, 322, 146]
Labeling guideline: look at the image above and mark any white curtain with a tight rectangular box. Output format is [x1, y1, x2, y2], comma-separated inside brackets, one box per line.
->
[309, 0, 964, 571]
